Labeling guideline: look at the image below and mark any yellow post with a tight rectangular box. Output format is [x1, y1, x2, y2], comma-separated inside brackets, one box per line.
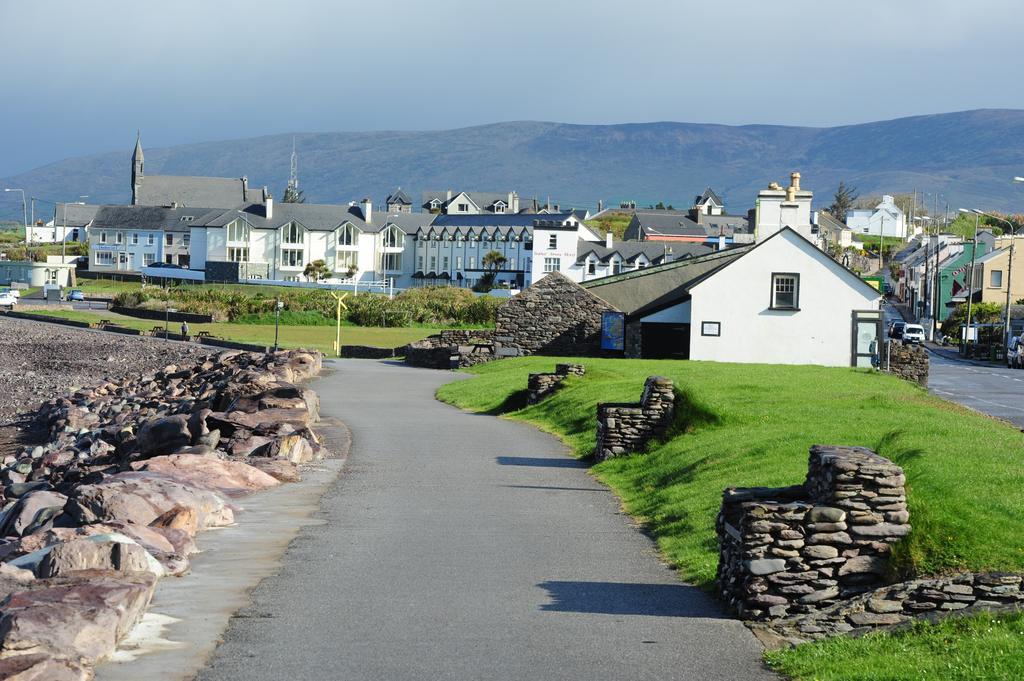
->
[329, 291, 348, 357]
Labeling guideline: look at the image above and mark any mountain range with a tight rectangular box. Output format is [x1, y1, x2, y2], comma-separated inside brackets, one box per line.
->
[3, 109, 1023, 221]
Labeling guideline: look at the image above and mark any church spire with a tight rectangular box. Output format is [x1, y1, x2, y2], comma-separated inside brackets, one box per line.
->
[131, 131, 144, 205]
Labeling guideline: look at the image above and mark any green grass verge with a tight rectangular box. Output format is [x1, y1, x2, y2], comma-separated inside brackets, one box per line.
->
[436, 357, 1024, 585]
[21, 309, 438, 353]
[765, 611, 1024, 681]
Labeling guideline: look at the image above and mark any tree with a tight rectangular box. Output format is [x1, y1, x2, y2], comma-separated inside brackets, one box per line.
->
[282, 186, 305, 204]
[303, 259, 330, 282]
[482, 250, 507, 271]
[829, 181, 858, 222]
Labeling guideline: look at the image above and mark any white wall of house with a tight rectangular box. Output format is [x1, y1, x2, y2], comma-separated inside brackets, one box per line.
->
[89, 228, 162, 272]
[847, 196, 906, 239]
[687, 229, 880, 367]
[639, 300, 691, 324]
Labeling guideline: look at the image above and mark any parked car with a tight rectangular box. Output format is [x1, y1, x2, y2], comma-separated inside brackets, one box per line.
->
[65, 289, 85, 302]
[902, 324, 925, 345]
[889, 321, 906, 340]
[883, 283, 894, 296]
[0, 292, 17, 309]
[148, 262, 183, 270]
[1007, 336, 1023, 369]
[0, 288, 21, 300]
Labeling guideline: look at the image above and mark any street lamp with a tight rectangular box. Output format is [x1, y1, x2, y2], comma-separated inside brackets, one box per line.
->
[274, 299, 283, 351]
[958, 208, 981, 351]
[974, 209, 1020, 354]
[4, 188, 28, 247]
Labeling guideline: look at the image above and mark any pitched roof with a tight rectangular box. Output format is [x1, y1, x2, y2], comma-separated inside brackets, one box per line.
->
[421, 190, 516, 213]
[90, 205, 223, 233]
[51, 203, 101, 228]
[205, 202, 431, 234]
[431, 213, 558, 228]
[631, 209, 703, 237]
[695, 187, 723, 206]
[137, 175, 261, 208]
[386, 188, 412, 205]
[575, 239, 712, 265]
[815, 211, 850, 232]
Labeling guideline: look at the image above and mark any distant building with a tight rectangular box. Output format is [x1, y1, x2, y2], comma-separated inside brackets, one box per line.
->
[421, 190, 521, 215]
[33, 203, 99, 243]
[385, 188, 413, 213]
[846, 195, 907, 239]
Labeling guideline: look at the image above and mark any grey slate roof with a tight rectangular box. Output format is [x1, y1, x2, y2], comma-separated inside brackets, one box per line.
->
[695, 213, 750, 236]
[90, 205, 223, 233]
[51, 203, 101, 228]
[629, 209, 703, 237]
[136, 175, 261, 208]
[421, 190, 515, 213]
[205, 202, 431, 235]
[575, 239, 712, 265]
[695, 187, 723, 206]
[386, 189, 412, 206]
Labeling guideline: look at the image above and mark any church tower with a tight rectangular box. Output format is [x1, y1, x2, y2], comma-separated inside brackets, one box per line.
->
[131, 132, 144, 205]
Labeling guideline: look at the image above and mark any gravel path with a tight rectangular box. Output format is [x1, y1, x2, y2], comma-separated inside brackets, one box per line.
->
[0, 317, 208, 451]
[197, 359, 775, 681]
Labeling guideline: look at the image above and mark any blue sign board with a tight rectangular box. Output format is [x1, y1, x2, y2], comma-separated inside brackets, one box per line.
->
[601, 311, 625, 351]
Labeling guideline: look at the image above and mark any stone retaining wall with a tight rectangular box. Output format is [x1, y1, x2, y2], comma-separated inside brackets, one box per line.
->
[340, 345, 399, 359]
[717, 445, 910, 621]
[527, 363, 585, 404]
[595, 376, 674, 460]
[761, 571, 1024, 644]
[884, 341, 928, 386]
[403, 329, 496, 370]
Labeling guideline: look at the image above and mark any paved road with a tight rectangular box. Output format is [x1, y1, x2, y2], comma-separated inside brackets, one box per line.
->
[196, 359, 773, 681]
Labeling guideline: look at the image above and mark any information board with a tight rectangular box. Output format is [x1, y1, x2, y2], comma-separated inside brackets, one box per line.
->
[600, 311, 626, 351]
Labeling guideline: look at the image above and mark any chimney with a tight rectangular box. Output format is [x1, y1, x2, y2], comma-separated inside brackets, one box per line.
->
[606, 232, 613, 249]
[597, 199, 604, 213]
[446, 189, 452, 201]
[790, 171, 801, 192]
[265, 194, 273, 219]
[361, 197, 372, 224]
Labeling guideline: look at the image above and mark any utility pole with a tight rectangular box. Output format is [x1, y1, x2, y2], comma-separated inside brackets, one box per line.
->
[966, 211, 979, 352]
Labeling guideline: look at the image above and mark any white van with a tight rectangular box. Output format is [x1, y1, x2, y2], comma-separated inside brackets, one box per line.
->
[902, 324, 925, 345]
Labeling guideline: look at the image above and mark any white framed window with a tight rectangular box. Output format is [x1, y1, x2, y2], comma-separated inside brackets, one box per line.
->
[771, 273, 800, 310]
[417, 256, 424, 270]
[183, 234, 190, 247]
[456, 256, 463, 269]
[458, 203, 469, 212]
[991, 270, 1003, 288]
[382, 224, 404, 249]
[116, 231, 124, 244]
[509, 257, 516, 269]
[131, 232, 138, 245]
[227, 219, 250, 243]
[337, 223, 357, 246]
[143, 252, 155, 266]
[281, 248, 303, 268]
[587, 259, 596, 275]
[336, 251, 358, 271]
[382, 252, 402, 271]
[147, 233, 155, 246]
[544, 257, 559, 273]
[94, 251, 113, 266]
[548, 234, 557, 249]
[99, 231, 107, 243]
[165, 233, 173, 246]
[165, 254, 173, 264]
[442, 256, 449, 271]
[228, 246, 249, 262]
[282, 222, 304, 244]
[612, 258, 622, 274]
[429, 255, 437, 271]
[469, 256, 476, 269]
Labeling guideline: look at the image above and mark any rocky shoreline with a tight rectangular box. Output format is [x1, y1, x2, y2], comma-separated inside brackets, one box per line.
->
[0, 342, 328, 680]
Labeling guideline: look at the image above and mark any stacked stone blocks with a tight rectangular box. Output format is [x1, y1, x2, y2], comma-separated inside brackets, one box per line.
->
[717, 445, 910, 621]
[884, 341, 928, 386]
[527, 364, 586, 404]
[403, 329, 496, 370]
[595, 376, 675, 460]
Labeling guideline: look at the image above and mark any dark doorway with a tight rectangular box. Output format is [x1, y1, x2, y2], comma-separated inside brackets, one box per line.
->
[641, 323, 690, 359]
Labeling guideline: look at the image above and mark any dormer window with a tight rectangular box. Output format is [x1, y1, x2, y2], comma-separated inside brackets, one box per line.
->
[458, 203, 469, 212]
[227, 219, 250, 243]
[337, 223, 357, 247]
[282, 221, 304, 244]
[382, 224, 404, 249]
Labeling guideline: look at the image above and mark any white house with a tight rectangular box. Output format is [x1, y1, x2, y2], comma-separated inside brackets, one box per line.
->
[753, 172, 816, 243]
[32, 203, 98, 244]
[582, 227, 882, 367]
[847, 195, 907, 239]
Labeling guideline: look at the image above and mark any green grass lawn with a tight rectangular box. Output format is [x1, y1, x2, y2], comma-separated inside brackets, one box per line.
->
[437, 357, 1024, 680]
[765, 612, 1024, 681]
[21, 308, 437, 353]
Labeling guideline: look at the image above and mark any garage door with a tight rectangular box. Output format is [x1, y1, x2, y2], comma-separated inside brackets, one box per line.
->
[642, 323, 690, 359]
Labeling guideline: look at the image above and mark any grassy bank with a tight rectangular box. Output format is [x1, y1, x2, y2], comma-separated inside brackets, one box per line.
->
[437, 357, 1024, 679]
[21, 308, 437, 353]
[436, 357, 1024, 584]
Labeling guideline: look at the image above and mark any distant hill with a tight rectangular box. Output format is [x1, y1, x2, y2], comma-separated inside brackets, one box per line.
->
[4, 109, 1023, 220]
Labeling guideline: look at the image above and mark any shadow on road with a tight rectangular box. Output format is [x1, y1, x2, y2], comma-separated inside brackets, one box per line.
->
[496, 455, 589, 468]
[537, 580, 726, 619]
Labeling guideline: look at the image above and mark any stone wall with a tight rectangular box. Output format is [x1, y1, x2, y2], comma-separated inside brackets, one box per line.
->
[495, 272, 618, 357]
[884, 341, 928, 386]
[716, 445, 910, 621]
[595, 376, 675, 460]
[762, 571, 1024, 644]
[340, 345, 399, 359]
[403, 329, 496, 370]
[527, 363, 586, 404]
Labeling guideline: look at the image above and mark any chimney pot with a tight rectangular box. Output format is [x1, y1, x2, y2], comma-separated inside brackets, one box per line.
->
[606, 231, 613, 249]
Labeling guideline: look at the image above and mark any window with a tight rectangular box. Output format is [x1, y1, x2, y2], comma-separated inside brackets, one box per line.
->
[131, 233, 139, 245]
[143, 253, 155, 266]
[990, 270, 1003, 288]
[227, 219, 249, 243]
[544, 257, 559, 273]
[509, 257, 515, 270]
[429, 255, 437, 271]
[469, 256, 476, 269]
[458, 203, 469, 212]
[456, 256, 463, 269]
[494, 203, 506, 213]
[417, 256, 424, 270]
[281, 248, 303, 268]
[99, 231, 107, 244]
[701, 321, 721, 337]
[442, 256, 449, 271]
[337, 223, 357, 246]
[227, 246, 249, 262]
[178, 254, 190, 268]
[382, 252, 402, 271]
[771, 273, 800, 310]
[548, 234, 557, 249]
[118, 253, 128, 265]
[94, 251, 113, 266]
[282, 222, 304, 244]
[183, 234, 190, 247]
[336, 251, 358, 271]
[612, 258, 622, 275]
[165, 254, 173, 264]
[116, 231, 124, 244]
[147, 233, 155, 246]
[382, 225, 404, 248]
[587, 260, 596, 275]
[165, 233, 173, 246]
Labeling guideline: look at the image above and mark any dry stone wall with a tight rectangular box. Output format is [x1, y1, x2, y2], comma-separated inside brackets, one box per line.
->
[717, 445, 910, 621]
[884, 341, 928, 386]
[495, 272, 617, 357]
[595, 376, 675, 460]
[527, 363, 585, 404]
[403, 329, 496, 370]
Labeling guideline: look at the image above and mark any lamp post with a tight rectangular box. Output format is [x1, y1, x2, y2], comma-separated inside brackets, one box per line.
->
[974, 209, 1019, 354]
[4, 188, 27, 248]
[62, 196, 88, 262]
[274, 299, 283, 351]
[958, 209, 980, 351]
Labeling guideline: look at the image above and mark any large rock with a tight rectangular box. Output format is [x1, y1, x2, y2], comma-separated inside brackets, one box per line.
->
[251, 433, 315, 464]
[0, 654, 92, 681]
[219, 408, 313, 433]
[65, 472, 233, 534]
[244, 458, 301, 483]
[226, 384, 319, 421]
[136, 414, 192, 457]
[0, 491, 69, 538]
[131, 454, 280, 497]
[35, 538, 154, 578]
[0, 570, 156, 664]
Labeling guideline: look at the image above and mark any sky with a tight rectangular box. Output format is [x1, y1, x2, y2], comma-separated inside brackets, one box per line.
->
[0, 0, 1021, 177]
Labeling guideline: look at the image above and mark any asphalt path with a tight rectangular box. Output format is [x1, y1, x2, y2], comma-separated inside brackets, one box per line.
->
[196, 359, 774, 681]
